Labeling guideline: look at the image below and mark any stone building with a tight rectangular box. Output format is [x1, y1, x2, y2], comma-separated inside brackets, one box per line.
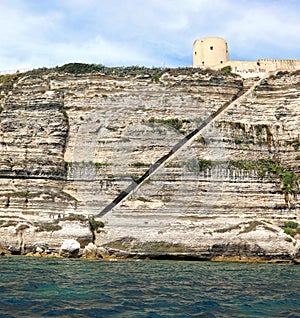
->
[193, 36, 229, 67]
[193, 36, 300, 77]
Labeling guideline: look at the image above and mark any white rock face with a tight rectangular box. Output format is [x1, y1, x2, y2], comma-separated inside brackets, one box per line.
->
[0, 68, 299, 261]
[82, 242, 108, 259]
[60, 239, 80, 257]
[60, 239, 80, 252]
[35, 247, 44, 254]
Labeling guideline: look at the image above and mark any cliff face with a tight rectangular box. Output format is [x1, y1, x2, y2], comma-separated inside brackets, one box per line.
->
[0, 67, 299, 261]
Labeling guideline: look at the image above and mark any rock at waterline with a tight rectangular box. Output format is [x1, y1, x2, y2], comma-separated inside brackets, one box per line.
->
[59, 239, 81, 258]
[82, 242, 109, 259]
[35, 247, 44, 254]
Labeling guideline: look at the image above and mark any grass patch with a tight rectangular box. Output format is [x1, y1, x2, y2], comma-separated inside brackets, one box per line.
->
[184, 158, 213, 173]
[35, 222, 62, 232]
[129, 162, 149, 168]
[228, 159, 299, 194]
[282, 227, 297, 237]
[61, 109, 69, 120]
[94, 162, 110, 168]
[60, 214, 87, 222]
[145, 117, 190, 131]
[66, 161, 110, 168]
[7, 191, 30, 198]
[281, 221, 299, 237]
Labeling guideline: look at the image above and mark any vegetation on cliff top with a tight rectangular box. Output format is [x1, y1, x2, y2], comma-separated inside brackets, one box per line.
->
[23, 62, 235, 79]
[0, 73, 20, 90]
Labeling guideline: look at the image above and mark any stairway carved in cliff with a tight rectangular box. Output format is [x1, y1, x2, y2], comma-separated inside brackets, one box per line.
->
[97, 75, 271, 218]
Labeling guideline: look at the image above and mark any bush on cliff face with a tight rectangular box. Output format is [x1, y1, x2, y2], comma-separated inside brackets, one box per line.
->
[284, 221, 299, 229]
[89, 219, 105, 232]
[217, 65, 232, 75]
[145, 117, 190, 131]
[281, 221, 299, 237]
[184, 158, 299, 195]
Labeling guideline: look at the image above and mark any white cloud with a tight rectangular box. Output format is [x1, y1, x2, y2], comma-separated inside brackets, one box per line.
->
[0, 0, 299, 70]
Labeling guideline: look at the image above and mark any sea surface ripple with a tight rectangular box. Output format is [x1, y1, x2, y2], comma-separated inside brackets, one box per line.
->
[0, 257, 299, 317]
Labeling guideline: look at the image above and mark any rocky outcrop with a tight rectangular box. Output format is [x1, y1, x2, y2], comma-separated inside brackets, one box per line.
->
[0, 66, 299, 262]
[59, 239, 80, 258]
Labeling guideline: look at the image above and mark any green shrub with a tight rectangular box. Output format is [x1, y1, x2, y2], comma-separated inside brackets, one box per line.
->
[89, 219, 105, 231]
[184, 158, 212, 173]
[217, 65, 232, 75]
[7, 191, 30, 198]
[229, 159, 299, 193]
[283, 227, 296, 237]
[284, 221, 298, 229]
[152, 73, 162, 83]
[61, 109, 69, 120]
[55, 63, 106, 74]
[94, 162, 110, 168]
[194, 136, 207, 144]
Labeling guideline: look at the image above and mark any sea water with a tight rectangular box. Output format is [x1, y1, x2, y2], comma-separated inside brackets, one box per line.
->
[0, 257, 299, 317]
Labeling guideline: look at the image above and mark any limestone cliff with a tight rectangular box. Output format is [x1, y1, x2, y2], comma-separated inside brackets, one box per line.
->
[0, 65, 299, 262]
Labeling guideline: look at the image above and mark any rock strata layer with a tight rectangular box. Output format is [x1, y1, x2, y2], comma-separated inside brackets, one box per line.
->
[0, 67, 299, 262]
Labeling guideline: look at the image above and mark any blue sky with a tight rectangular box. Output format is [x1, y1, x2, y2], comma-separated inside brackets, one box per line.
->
[0, 0, 299, 71]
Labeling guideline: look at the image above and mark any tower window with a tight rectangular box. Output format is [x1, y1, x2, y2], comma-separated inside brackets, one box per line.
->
[220, 61, 223, 64]
[210, 46, 213, 50]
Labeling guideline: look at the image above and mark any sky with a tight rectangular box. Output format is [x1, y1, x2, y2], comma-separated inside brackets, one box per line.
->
[0, 0, 299, 71]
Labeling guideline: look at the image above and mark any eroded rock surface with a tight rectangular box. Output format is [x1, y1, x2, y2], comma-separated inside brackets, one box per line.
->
[0, 67, 299, 261]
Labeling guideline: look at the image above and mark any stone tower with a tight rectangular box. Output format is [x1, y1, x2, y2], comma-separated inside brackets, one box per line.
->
[193, 36, 229, 67]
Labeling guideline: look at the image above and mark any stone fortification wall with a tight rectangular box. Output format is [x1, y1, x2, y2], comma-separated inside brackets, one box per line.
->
[193, 37, 300, 79]
[258, 59, 300, 72]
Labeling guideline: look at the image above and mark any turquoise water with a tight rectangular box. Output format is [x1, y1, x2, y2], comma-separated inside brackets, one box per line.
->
[0, 257, 299, 317]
